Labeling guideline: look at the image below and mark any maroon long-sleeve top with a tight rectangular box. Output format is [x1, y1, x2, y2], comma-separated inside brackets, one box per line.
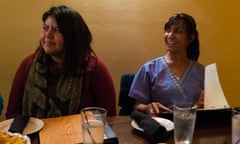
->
[6, 51, 117, 119]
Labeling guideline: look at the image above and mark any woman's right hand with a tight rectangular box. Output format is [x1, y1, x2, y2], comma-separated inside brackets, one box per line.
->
[135, 101, 172, 117]
[146, 102, 172, 116]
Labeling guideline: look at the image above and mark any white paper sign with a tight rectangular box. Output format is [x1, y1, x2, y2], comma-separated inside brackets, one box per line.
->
[204, 63, 229, 109]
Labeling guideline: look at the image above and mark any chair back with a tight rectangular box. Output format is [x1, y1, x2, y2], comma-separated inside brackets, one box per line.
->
[0, 94, 3, 115]
[118, 74, 135, 115]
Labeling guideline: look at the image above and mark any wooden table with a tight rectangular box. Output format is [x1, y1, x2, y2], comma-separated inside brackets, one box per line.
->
[30, 113, 232, 144]
[107, 116, 231, 144]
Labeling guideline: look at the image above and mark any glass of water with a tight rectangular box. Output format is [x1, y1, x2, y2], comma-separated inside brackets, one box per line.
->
[232, 107, 240, 144]
[81, 107, 106, 144]
[173, 102, 197, 144]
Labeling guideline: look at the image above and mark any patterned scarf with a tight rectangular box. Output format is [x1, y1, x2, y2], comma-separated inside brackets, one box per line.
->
[22, 50, 84, 118]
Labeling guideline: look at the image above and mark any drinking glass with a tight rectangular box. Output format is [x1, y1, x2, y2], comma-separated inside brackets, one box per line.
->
[173, 102, 197, 144]
[232, 107, 240, 144]
[81, 107, 106, 144]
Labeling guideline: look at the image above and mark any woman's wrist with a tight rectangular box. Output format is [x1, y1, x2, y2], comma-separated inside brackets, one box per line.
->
[135, 103, 149, 114]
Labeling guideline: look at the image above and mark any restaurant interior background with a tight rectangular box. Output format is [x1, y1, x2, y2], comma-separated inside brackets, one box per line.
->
[0, 0, 239, 121]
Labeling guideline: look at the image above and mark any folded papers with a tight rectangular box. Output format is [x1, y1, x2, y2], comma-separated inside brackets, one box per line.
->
[8, 115, 30, 134]
[131, 111, 168, 143]
[204, 63, 230, 109]
[40, 114, 82, 144]
[40, 114, 118, 144]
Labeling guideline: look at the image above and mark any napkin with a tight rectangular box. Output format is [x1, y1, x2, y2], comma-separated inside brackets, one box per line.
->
[8, 115, 30, 134]
[131, 110, 167, 143]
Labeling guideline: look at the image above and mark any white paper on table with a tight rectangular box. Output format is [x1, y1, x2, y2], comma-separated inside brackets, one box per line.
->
[204, 63, 230, 109]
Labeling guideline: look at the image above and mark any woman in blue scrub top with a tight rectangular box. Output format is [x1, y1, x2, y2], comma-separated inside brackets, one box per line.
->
[129, 13, 204, 116]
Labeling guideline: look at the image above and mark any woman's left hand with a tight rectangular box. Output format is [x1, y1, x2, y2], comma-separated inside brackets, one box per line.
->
[197, 90, 204, 108]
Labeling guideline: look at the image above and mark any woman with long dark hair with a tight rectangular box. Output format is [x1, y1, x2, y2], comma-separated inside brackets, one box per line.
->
[6, 5, 116, 118]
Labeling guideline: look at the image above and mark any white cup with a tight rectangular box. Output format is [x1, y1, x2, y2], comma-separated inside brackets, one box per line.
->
[232, 108, 240, 144]
[173, 102, 197, 144]
[81, 107, 107, 144]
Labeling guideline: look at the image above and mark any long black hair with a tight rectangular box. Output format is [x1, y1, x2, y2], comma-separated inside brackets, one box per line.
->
[164, 13, 200, 61]
[42, 5, 95, 74]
